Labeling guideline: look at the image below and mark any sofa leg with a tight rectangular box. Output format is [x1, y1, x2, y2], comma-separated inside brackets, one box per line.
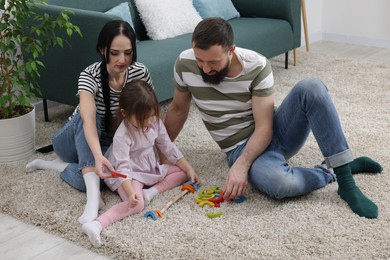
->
[43, 98, 49, 122]
[293, 49, 298, 66]
[285, 52, 289, 69]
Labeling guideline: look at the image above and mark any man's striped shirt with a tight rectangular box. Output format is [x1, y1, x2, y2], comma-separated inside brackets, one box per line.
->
[174, 47, 274, 152]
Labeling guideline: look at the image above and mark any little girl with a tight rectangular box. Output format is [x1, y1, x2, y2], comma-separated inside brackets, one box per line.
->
[82, 79, 200, 248]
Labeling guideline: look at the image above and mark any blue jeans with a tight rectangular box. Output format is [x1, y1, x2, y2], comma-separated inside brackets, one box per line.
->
[226, 78, 353, 199]
[52, 112, 112, 192]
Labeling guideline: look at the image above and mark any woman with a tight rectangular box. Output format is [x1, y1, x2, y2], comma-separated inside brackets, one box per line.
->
[26, 20, 153, 224]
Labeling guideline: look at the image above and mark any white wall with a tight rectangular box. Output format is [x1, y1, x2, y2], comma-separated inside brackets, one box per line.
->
[303, 0, 390, 48]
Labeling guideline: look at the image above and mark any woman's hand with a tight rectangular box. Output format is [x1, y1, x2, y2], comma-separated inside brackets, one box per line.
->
[95, 155, 115, 179]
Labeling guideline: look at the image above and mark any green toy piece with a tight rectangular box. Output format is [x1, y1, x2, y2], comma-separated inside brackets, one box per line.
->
[206, 211, 223, 218]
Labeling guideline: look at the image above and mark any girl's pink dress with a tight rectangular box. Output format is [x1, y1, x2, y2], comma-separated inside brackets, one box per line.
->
[104, 117, 183, 191]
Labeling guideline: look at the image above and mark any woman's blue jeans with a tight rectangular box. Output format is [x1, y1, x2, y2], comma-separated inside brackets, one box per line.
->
[52, 112, 112, 192]
[227, 78, 353, 199]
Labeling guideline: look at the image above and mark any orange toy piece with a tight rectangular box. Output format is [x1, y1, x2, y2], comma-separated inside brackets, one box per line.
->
[181, 183, 195, 193]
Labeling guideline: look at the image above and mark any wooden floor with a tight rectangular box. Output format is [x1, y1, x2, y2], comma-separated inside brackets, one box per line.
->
[1, 41, 390, 260]
[0, 214, 109, 260]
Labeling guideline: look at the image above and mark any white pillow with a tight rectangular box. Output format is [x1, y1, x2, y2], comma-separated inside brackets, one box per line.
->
[134, 0, 202, 40]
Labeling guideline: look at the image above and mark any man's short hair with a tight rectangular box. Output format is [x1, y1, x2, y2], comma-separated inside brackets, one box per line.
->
[192, 17, 234, 51]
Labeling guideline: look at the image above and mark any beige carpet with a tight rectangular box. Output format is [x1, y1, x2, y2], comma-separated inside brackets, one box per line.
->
[1, 50, 390, 259]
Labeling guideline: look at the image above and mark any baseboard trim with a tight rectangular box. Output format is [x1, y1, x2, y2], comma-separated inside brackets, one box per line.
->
[301, 31, 390, 49]
[33, 99, 61, 112]
[317, 33, 390, 49]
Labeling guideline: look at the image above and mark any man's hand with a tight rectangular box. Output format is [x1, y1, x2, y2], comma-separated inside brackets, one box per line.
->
[222, 160, 249, 201]
[221, 94, 274, 200]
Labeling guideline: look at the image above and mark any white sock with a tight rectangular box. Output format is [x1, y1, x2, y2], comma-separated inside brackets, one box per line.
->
[143, 187, 159, 205]
[26, 157, 68, 173]
[78, 172, 104, 224]
[81, 220, 102, 248]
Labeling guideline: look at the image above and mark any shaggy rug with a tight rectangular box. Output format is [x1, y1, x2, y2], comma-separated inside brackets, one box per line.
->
[1, 50, 389, 260]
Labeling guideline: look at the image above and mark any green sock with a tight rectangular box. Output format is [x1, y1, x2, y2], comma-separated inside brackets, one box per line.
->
[334, 164, 378, 219]
[349, 156, 383, 174]
[322, 156, 383, 175]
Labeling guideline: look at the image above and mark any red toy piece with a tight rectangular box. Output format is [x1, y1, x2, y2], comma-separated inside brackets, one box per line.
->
[111, 171, 127, 178]
[209, 191, 225, 203]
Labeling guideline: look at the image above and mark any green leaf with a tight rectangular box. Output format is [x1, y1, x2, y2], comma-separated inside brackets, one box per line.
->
[0, 0, 82, 118]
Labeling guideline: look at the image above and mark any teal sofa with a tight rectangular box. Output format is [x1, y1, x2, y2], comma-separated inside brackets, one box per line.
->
[35, 0, 301, 120]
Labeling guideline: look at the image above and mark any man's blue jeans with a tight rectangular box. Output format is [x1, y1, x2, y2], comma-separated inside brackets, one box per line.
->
[226, 78, 353, 199]
[52, 112, 112, 192]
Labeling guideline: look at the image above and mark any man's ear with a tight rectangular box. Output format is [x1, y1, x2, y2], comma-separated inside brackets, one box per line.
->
[229, 44, 236, 54]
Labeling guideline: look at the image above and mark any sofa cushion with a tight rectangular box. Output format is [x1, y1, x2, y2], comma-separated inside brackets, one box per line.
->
[134, 0, 202, 40]
[136, 33, 193, 101]
[228, 17, 293, 58]
[105, 2, 134, 28]
[46, 0, 125, 12]
[193, 0, 240, 20]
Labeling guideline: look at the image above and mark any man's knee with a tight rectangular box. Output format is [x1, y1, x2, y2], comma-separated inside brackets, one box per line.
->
[249, 169, 302, 199]
[295, 78, 329, 97]
[271, 178, 303, 199]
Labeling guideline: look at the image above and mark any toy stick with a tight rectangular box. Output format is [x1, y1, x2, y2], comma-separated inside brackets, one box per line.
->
[159, 189, 189, 215]
[144, 181, 198, 220]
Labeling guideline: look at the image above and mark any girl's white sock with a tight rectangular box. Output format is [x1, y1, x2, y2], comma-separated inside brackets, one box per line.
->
[143, 187, 159, 205]
[78, 172, 104, 224]
[26, 157, 68, 173]
[81, 220, 102, 248]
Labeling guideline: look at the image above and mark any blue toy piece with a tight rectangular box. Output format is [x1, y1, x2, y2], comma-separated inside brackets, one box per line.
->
[144, 211, 158, 220]
[185, 180, 199, 191]
[234, 195, 247, 203]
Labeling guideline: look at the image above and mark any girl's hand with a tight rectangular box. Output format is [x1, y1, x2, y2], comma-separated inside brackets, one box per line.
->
[175, 157, 200, 185]
[187, 168, 200, 185]
[128, 192, 140, 208]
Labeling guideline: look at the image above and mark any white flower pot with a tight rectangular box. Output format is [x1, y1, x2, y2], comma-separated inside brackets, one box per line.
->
[0, 106, 35, 163]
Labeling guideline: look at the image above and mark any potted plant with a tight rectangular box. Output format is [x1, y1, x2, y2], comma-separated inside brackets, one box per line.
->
[0, 0, 81, 162]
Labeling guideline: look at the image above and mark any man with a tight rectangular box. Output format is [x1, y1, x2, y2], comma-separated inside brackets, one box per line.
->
[164, 18, 382, 218]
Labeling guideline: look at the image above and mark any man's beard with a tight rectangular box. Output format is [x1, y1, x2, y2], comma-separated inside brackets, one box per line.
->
[200, 61, 230, 85]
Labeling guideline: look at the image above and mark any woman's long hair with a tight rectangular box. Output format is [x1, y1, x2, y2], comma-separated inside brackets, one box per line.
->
[96, 20, 137, 134]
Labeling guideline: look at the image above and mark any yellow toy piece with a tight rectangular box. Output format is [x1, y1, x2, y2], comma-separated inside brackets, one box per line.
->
[194, 196, 204, 204]
[199, 200, 215, 208]
[205, 188, 214, 194]
[198, 190, 215, 199]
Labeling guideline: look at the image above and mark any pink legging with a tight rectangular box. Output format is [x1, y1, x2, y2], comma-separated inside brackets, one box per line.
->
[97, 166, 188, 228]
